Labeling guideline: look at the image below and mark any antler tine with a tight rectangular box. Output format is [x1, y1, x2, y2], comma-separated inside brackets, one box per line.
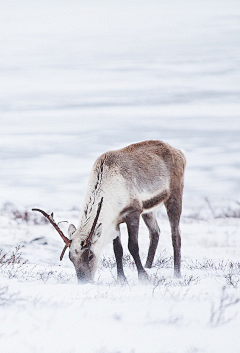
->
[60, 244, 69, 261]
[82, 197, 103, 248]
[32, 208, 72, 247]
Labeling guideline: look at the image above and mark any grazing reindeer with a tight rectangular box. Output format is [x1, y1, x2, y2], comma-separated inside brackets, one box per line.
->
[33, 140, 186, 283]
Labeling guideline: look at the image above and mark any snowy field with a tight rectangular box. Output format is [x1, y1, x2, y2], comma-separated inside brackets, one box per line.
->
[1, 0, 240, 352]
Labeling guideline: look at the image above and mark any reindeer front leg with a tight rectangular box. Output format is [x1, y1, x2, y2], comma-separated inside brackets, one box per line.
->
[126, 212, 149, 282]
[113, 234, 127, 284]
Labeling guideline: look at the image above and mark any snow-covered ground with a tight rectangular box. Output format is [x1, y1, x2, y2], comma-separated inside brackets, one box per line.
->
[1, 210, 240, 353]
[0, 1, 240, 352]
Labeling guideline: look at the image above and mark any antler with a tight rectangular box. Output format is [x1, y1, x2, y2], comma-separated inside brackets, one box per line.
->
[81, 197, 103, 249]
[32, 208, 72, 260]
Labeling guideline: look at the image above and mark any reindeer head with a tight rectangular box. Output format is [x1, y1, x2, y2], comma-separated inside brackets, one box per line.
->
[32, 197, 103, 284]
[67, 198, 103, 283]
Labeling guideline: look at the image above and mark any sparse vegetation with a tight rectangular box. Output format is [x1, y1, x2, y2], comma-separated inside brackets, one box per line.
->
[209, 286, 240, 326]
[218, 208, 240, 219]
[0, 247, 75, 283]
[185, 259, 240, 273]
[35, 268, 75, 284]
[0, 245, 27, 268]
[12, 209, 49, 225]
[0, 246, 28, 279]
[184, 199, 240, 221]
[205, 198, 240, 219]
[152, 251, 173, 269]
[0, 285, 19, 306]
[0, 207, 49, 225]
[0, 203, 239, 353]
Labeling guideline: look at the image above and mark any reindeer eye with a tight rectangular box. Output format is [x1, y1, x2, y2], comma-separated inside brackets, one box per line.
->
[89, 254, 94, 261]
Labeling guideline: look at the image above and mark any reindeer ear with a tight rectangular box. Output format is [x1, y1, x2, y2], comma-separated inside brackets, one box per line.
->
[68, 224, 77, 239]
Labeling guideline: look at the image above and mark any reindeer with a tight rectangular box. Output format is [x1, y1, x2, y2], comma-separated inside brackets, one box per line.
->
[33, 140, 186, 284]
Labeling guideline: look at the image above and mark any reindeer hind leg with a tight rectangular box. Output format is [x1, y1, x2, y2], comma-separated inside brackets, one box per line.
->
[126, 212, 148, 282]
[142, 212, 160, 268]
[164, 189, 183, 278]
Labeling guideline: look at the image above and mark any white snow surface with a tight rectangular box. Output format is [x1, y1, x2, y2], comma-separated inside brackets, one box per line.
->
[0, 1, 240, 352]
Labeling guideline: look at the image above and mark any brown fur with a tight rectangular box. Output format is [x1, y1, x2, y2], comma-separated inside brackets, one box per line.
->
[102, 140, 186, 279]
[102, 139, 186, 202]
[71, 140, 186, 282]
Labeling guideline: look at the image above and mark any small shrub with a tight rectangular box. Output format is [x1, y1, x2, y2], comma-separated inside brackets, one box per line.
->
[99, 256, 116, 270]
[224, 273, 239, 288]
[0, 245, 27, 267]
[153, 251, 173, 269]
[7, 209, 49, 225]
[0, 246, 28, 279]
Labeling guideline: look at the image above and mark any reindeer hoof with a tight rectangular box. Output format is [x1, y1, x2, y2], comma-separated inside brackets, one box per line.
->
[117, 275, 128, 285]
[174, 271, 181, 278]
[138, 270, 149, 284]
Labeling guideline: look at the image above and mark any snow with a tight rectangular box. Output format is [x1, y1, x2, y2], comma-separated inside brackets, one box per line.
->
[1, 208, 240, 353]
[0, 0, 240, 352]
